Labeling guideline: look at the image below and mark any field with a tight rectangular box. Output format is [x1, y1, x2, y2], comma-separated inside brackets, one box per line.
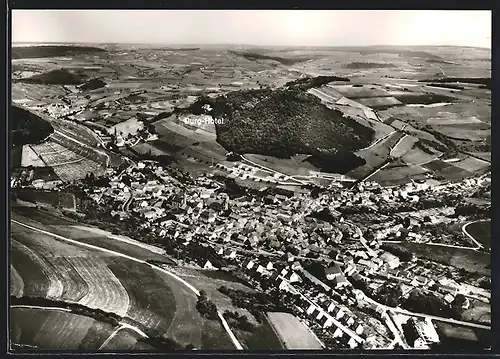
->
[388, 242, 490, 276]
[30, 139, 104, 181]
[15, 188, 75, 210]
[434, 321, 490, 350]
[10, 307, 151, 351]
[348, 131, 405, 179]
[10, 209, 234, 350]
[266, 312, 323, 350]
[21, 145, 46, 167]
[465, 221, 491, 249]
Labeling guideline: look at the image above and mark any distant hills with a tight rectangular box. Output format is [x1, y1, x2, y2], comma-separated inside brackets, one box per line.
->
[12, 45, 107, 59]
[17, 69, 85, 85]
[12, 105, 54, 147]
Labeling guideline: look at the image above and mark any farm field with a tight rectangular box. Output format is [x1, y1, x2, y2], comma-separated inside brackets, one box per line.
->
[10, 307, 115, 350]
[348, 131, 404, 179]
[434, 321, 491, 349]
[266, 312, 323, 349]
[10, 211, 234, 350]
[15, 188, 75, 210]
[21, 145, 46, 167]
[369, 162, 429, 186]
[452, 157, 490, 173]
[106, 257, 177, 333]
[465, 220, 491, 249]
[164, 266, 258, 322]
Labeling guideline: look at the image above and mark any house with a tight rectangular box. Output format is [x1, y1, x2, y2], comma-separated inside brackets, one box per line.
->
[319, 315, 333, 328]
[306, 304, 321, 317]
[355, 324, 364, 335]
[327, 302, 336, 313]
[346, 316, 355, 327]
[203, 260, 216, 270]
[288, 272, 302, 283]
[278, 280, 290, 292]
[256, 265, 266, 274]
[216, 246, 224, 256]
[380, 252, 400, 269]
[325, 263, 343, 281]
[348, 338, 358, 349]
[332, 328, 343, 338]
[332, 306, 345, 320]
[333, 275, 349, 289]
[266, 261, 274, 271]
[245, 260, 255, 270]
[224, 249, 237, 260]
[316, 310, 325, 321]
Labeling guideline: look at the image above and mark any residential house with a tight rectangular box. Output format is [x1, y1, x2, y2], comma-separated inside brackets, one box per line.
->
[333, 275, 349, 289]
[332, 328, 343, 338]
[332, 306, 345, 320]
[380, 252, 400, 269]
[288, 272, 302, 283]
[306, 304, 321, 318]
[325, 263, 343, 281]
[204, 260, 216, 270]
[319, 315, 334, 329]
[355, 324, 364, 336]
[347, 338, 358, 349]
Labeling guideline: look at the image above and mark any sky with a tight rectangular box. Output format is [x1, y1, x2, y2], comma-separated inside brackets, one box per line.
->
[11, 10, 492, 48]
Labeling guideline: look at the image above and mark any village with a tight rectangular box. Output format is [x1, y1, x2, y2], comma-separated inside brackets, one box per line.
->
[40, 158, 490, 350]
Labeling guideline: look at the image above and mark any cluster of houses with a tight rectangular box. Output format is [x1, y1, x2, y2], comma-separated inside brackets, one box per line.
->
[74, 159, 491, 350]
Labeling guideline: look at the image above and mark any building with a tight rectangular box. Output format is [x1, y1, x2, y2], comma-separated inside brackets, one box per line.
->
[380, 252, 400, 269]
[325, 263, 343, 281]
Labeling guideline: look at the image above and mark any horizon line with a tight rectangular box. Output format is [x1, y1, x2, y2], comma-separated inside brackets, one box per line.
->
[11, 41, 492, 50]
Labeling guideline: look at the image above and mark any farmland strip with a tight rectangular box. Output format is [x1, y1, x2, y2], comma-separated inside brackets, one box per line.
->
[10, 265, 25, 298]
[12, 239, 64, 299]
[69, 257, 130, 317]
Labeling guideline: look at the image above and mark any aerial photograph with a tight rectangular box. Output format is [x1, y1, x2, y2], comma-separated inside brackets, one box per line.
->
[10, 10, 491, 352]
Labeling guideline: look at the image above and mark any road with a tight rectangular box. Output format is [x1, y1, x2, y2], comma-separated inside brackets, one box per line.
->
[240, 155, 308, 186]
[359, 131, 397, 152]
[98, 323, 147, 350]
[462, 221, 485, 250]
[11, 219, 244, 351]
[390, 134, 409, 157]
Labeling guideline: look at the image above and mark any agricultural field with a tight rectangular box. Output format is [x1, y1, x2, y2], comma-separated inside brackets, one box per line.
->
[266, 312, 323, 350]
[11, 307, 104, 350]
[10, 210, 234, 350]
[106, 257, 177, 332]
[10, 307, 151, 351]
[15, 188, 75, 210]
[21, 145, 46, 167]
[434, 321, 491, 350]
[388, 242, 490, 276]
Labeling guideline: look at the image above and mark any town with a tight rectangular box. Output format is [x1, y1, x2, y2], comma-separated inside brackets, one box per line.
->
[14, 154, 490, 350]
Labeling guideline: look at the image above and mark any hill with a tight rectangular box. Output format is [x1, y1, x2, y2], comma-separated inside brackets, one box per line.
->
[12, 45, 107, 59]
[11, 105, 54, 147]
[79, 78, 107, 91]
[343, 62, 396, 69]
[17, 69, 85, 85]
[182, 77, 373, 172]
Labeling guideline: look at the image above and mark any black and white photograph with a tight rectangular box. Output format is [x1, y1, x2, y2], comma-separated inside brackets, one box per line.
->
[9, 9, 491, 352]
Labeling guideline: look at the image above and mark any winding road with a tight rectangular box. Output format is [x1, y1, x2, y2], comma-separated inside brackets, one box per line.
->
[11, 219, 244, 350]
